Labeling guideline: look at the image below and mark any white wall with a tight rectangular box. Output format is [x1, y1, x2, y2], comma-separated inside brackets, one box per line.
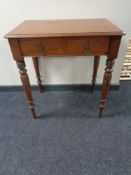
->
[0, 0, 130, 86]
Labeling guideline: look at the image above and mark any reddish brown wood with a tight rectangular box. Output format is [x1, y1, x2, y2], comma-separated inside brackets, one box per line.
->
[5, 19, 124, 118]
[5, 19, 124, 38]
[32, 57, 43, 92]
[91, 55, 100, 92]
[99, 58, 115, 117]
[66, 37, 109, 56]
[99, 36, 122, 117]
[8, 39, 22, 60]
[19, 37, 110, 56]
[16, 60, 36, 119]
[108, 36, 122, 58]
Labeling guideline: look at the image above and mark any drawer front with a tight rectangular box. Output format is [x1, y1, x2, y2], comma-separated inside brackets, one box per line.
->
[19, 37, 110, 56]
[19, 38, 65, 56]
[66, 37, 110, 55]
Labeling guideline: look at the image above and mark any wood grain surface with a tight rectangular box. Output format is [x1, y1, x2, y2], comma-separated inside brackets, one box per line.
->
[5, 19, 124, 38]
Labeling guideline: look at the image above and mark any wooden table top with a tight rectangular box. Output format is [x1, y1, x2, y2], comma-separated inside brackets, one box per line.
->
[5, 18, 124, 38]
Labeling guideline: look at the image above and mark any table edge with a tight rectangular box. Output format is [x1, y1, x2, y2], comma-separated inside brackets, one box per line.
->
[4, 31, 125, 39]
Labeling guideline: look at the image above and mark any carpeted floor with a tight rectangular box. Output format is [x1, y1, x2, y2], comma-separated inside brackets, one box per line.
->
[0, 81, 131, 175]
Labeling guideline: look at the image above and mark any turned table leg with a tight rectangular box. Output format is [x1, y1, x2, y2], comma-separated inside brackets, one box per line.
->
[16, 60, 36, 119]
[91, 55, 100, 92]
[99, 57, 115, 117]
[32, 57, 43, 92]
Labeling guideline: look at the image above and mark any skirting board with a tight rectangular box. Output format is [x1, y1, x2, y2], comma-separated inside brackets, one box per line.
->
[0, 84, 119, 92]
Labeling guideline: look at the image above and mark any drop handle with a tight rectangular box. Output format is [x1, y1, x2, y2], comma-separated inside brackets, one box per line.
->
[84, 46, 91, 53]
[38, 45, 45, 55]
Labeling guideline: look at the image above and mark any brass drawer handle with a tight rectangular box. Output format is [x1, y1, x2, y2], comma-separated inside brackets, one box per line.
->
[39, 46, 45, 55]
[84, 46, 91, 53]
[38, 42, 45, 55]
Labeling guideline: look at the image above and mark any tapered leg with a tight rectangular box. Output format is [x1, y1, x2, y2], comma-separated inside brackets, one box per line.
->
[99, 57, 115, 117]
[16, 60, 36, 119]
[32, 57, 43, 92]
[91, 55, 100, 92]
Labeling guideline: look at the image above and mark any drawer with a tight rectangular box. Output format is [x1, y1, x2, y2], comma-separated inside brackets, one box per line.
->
[19, 38, 66, 56]
[19, 37, 110, 56]
[66, 37, 110, 55]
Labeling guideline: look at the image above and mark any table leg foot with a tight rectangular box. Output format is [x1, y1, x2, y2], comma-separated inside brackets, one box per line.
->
[98, 101, 106, 117]
[29, 106, 37, 119]
[98, 109, 103, 117]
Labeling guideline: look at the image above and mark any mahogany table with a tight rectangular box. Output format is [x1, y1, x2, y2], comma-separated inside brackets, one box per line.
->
[5, 19, 124, 119]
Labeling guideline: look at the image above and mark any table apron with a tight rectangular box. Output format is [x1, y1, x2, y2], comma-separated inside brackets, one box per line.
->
[18, 36, 110, 57]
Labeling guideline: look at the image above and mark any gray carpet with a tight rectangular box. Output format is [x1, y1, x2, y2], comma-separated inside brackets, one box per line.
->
[0, 81, 131, 175]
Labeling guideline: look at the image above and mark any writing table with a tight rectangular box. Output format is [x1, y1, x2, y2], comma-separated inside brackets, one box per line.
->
[5, 19, 124, 119]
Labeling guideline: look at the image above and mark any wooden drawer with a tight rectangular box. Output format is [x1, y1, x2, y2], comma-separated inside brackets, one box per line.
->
[19, 38, 65, 56]
[19, 37, 110, 57]
[66, 37, 110, 55]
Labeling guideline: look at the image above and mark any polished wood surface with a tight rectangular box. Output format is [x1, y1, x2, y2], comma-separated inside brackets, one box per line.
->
[91, 56, 100, 92]
[99, 36, 122, 117]
[5, 19, 123, 38]
[32, 57, 43, 92]
[5, 19, 124, 118]
[16, 60, 36, 119]
[19, 37, 110, 57]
